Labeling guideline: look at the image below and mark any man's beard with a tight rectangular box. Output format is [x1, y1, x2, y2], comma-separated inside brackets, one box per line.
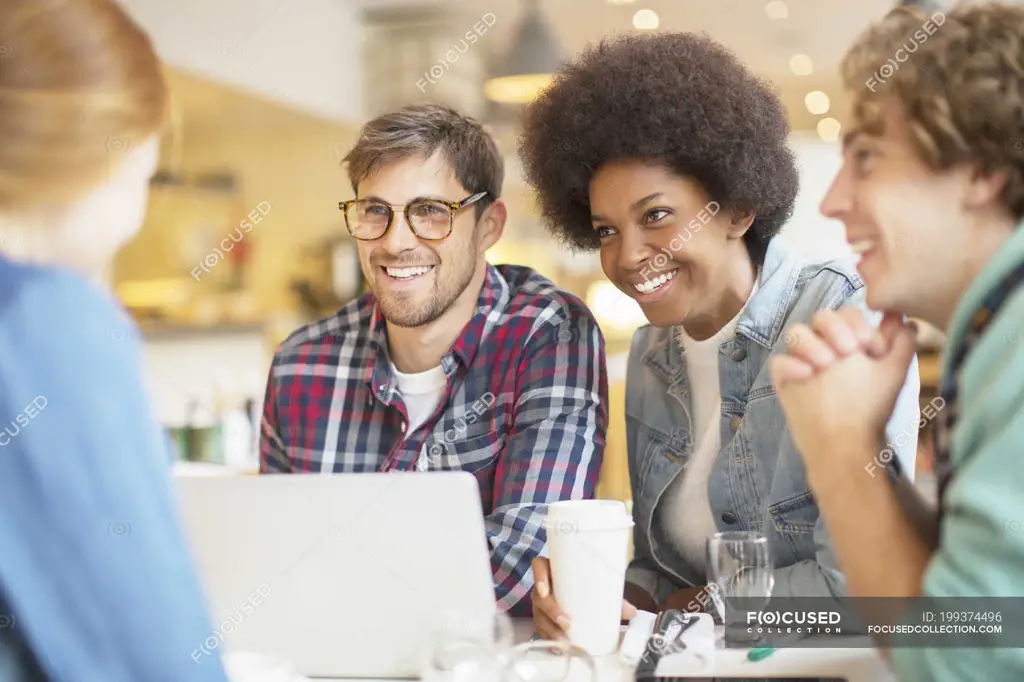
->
[376, 260, 477, 328]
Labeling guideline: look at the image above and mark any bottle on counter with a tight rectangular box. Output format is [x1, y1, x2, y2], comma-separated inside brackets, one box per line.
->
[175, 396, 222, 464]
[221, 395, 255, 471]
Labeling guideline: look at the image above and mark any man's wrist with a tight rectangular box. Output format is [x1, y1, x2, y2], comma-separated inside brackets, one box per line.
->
[806, 431, 886, 490]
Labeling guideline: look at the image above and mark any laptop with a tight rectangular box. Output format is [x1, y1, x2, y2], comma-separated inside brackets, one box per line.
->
[175, 472, 497, 679]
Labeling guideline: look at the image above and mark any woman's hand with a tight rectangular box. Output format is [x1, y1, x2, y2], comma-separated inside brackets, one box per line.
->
[531, 557, 638, 640]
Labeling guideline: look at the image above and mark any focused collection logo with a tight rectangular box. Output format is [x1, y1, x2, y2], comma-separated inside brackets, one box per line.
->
[746, 610, 843, 635]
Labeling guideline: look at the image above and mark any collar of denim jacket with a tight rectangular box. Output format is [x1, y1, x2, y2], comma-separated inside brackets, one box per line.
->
[732, 237, 802, 349]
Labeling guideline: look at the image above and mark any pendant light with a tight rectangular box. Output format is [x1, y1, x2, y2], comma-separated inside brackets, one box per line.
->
[484, 0, 564, 105]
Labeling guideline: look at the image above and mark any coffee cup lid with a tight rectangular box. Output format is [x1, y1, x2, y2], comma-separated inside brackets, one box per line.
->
[543, 500, 634, 532]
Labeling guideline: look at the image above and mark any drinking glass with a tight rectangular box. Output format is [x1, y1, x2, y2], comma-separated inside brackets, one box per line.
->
[504, 640, 596, 682]
[421, 610, 597, 682]
[420, 610, 513, 682]
[706, 531, 774, 648]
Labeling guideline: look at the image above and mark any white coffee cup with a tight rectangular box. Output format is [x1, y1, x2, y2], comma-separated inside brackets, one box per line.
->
[542, 500, 634, 656]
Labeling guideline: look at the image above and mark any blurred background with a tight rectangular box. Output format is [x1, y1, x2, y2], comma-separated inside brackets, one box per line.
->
[111, 0, 945, 499]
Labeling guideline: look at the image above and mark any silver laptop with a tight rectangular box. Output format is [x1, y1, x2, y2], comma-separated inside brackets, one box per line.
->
[176, 472, 497, 678]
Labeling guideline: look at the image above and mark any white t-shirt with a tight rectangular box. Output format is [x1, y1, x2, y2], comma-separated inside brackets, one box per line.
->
[390, 362, 447, 435]
[658, 283, 757, 576]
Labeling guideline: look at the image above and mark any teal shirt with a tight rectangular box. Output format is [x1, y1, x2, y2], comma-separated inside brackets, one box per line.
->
[892, 222, 1024, 681]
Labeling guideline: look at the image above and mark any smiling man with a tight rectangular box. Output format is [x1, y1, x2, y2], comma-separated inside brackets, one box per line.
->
[259, 104, 607, 615]
[771, 4, 1024, 681]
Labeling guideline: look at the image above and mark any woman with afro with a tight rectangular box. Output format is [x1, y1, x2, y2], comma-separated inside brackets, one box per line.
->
[520, 32, 922, 639]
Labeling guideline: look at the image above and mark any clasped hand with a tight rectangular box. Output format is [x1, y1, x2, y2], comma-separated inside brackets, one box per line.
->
[769, 308, 918, 474]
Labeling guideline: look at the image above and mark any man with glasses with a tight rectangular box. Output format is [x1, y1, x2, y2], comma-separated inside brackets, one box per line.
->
[259, 104, 608, 615]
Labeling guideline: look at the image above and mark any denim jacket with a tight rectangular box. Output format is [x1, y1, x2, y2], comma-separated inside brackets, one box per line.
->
[624, 239, 921, 606]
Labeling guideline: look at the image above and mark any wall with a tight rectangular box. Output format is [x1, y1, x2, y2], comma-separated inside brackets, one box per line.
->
[777, 133, 851, 262]
[141, 327, 268, 430]
[174, 125, 360, 320]
[116, 95, 361, 447]
[118, 0, 365, 124]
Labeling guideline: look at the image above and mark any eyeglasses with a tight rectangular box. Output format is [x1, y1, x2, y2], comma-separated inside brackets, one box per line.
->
[338, 192, 488, 241]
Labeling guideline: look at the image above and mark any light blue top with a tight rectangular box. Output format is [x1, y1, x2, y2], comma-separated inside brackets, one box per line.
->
[0, 258, 228, 682]
[891, 222, 1024, 681]
[625, 239, 921, 607]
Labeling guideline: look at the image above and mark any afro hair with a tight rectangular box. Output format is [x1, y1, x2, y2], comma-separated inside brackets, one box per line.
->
[518, 32, 799, 267]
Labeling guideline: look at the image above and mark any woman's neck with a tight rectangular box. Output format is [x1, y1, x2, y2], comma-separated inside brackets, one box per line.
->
[0, 219, 107, 284]
[681, 253, 757, 342]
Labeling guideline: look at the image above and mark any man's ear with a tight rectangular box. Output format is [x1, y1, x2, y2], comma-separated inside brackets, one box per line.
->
[965, 165, 1009, 211]
[477, 199, 507, 252]
[726, 208, 755, 239]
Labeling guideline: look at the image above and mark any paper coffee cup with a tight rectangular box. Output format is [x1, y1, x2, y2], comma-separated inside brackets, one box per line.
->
[542, 500, 634, 656]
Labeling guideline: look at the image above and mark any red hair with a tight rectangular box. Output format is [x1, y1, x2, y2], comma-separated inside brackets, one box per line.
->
[0, 0, 168, 210]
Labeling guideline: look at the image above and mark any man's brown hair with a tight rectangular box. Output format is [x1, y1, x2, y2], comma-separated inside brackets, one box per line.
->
[842, 3, 1024, 218]
[343, 104, 503, 216]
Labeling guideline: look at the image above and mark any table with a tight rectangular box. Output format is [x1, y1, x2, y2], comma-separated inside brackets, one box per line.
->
[319, 620, 896, 681]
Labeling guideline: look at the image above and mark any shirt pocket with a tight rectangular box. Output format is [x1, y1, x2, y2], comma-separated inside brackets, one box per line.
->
[634, 422, 688, 500]
[423, 431, 503, 473]
[767, 490, 819, 562]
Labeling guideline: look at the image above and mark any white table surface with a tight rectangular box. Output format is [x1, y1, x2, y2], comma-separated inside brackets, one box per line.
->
[314, 619, 896, 681]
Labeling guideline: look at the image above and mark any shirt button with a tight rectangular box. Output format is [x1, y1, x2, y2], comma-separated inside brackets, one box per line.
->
[721, 512, 738, 525]
[729, 415, 742, 431]
[731, 347, 747, 362]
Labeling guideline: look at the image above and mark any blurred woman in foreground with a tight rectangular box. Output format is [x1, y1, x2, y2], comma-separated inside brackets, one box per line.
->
[0, 1, 227, 680]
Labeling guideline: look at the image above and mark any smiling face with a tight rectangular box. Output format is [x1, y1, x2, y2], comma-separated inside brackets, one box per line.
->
[589, 159, 755, 336]
[820, 98, 1000, 324]
[354, 150, 499, 328]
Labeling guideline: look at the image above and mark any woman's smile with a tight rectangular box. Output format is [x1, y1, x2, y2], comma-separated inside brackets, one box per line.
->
[629, 267, 680, 301]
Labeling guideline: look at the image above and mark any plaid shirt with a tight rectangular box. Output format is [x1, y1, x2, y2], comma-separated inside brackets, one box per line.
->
[259, 263, 607, 614]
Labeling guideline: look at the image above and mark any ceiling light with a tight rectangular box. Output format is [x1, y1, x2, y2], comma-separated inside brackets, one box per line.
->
[485, 0, 564, 104]
[818, 117, 842, 142]
[765, 1, 789, 20]
[790, 54, 813, 76]
[805, 91, 831, 115]
[633, 9, 659, 30]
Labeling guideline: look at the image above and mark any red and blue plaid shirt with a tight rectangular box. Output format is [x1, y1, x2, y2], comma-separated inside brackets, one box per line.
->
[259, 263, 607, 614]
